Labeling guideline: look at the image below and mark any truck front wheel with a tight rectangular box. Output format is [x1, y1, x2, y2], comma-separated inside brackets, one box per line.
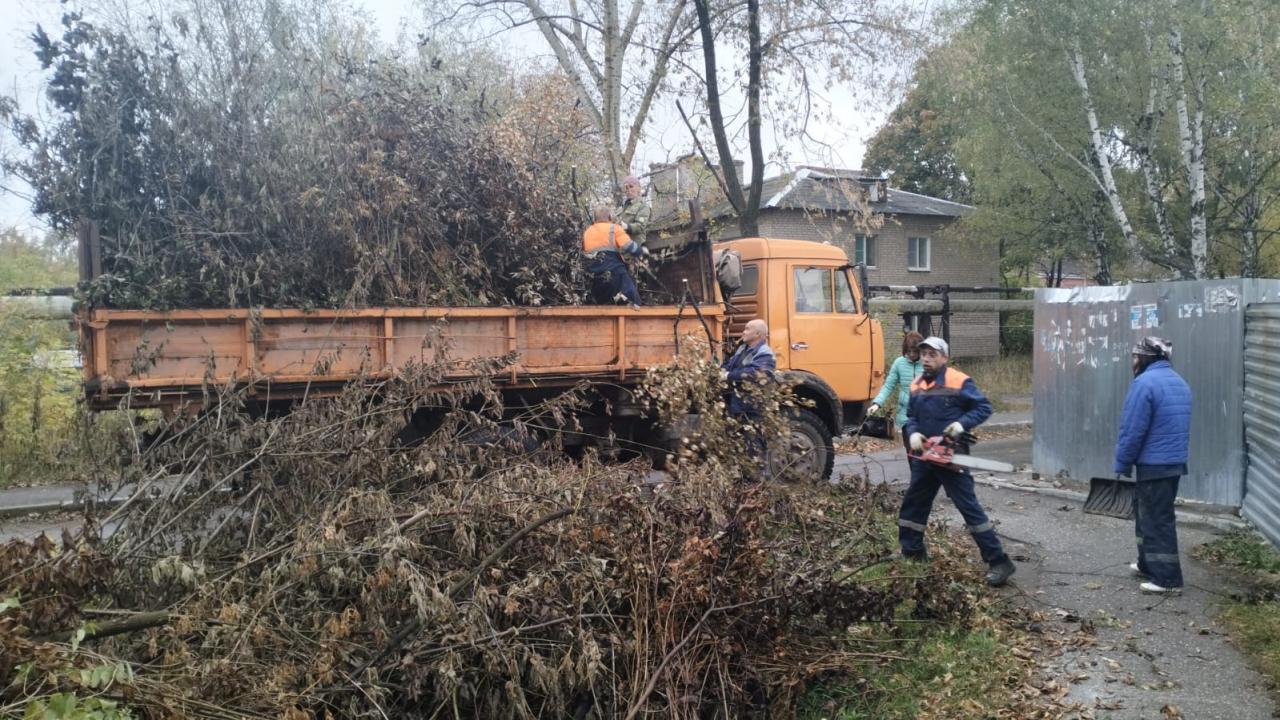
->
[770, 408, 835, 483]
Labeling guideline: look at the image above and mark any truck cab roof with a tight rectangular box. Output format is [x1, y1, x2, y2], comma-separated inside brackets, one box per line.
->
[715, 237, 849, 263]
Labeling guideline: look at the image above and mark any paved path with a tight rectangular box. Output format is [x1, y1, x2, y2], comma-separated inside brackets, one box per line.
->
[843, 437, 1276, 720]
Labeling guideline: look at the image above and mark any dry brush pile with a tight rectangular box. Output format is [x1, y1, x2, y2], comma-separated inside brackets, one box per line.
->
[0, 351, 1001, 719]
[6, 4, 603, 310]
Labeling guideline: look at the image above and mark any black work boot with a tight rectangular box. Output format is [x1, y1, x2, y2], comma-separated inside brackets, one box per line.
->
[986, 558, 1016, 587]
[902, 551, 929, 563]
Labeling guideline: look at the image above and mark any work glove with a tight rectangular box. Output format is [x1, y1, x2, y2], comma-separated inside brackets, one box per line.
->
[909, 433, 926, 452]
[943, 421, 965, 439]
[867, 403, 880, 416]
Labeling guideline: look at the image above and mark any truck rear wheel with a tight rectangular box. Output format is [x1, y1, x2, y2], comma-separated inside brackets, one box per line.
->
[771, 409, 834, 483]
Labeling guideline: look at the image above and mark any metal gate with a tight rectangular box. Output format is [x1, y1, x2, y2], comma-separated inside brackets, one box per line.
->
[1243, 304, 1280, 546]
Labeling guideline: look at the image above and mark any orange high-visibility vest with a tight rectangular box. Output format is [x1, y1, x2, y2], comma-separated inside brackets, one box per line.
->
[582, 222, 631, 254]
[909, 366, 971, 395]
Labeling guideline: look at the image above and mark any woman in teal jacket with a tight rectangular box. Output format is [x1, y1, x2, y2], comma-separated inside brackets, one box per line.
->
[867, 331, 924, 451]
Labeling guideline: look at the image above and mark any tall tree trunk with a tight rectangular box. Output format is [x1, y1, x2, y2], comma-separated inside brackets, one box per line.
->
[693, 0, 746, 223]
[741, 0, 763, 237]
[1135, 32, 1186, 276]
[601, 0, 622, 184]
[1087, 189, 1113, 286]
[1168, 24, 1209, 278]
[1240, 151, 1262, 277]
[1067, 41, 1140, 257]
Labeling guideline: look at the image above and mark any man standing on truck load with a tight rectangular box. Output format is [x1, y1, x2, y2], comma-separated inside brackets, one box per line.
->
[900, 336, 1016, 587]
[1114, 336, 1191, 595]
[720, 319, 776, 460]
[615, 175, 651, 245]
[583, 205, 648, 305]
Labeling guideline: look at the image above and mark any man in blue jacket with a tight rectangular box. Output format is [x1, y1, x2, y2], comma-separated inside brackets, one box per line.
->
[901, 337, 1016, 586]
[721, 319, 776, 460]
[1115, 336, 1192, 594]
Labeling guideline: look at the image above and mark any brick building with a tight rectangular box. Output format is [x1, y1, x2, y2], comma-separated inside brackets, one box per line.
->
[648, 160, 1001, 358]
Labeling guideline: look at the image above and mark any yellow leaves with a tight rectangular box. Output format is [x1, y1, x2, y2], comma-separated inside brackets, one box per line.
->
[216, 602, 244, 624]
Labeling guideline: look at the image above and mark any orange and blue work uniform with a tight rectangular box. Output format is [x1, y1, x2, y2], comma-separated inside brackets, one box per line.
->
[582, 222, 642, 305]
[897, 366, 1007, 565]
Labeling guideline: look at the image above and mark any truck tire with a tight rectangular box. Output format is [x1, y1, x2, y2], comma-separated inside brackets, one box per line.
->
[771, 408, 835, 483]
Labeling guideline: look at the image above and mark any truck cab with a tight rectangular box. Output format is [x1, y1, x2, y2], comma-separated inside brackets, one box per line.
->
[716, 237, 885, 478]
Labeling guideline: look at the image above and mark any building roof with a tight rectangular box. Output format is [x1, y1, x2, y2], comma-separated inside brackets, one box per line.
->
[705, 167, 974, 221]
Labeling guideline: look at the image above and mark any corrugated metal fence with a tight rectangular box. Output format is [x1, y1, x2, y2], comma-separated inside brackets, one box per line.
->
[1034, 280, 1280, 508]
[1243, 305, 1280, 546]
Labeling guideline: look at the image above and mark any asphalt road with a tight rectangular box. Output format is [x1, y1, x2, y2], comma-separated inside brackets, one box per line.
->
[843, 434, 1276, 720]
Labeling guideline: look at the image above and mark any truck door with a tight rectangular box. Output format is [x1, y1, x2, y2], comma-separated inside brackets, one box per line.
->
[787, 264, 875, 400]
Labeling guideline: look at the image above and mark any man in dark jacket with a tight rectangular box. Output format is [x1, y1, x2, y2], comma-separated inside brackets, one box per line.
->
[900, 336, 1016, 586]
[1115, 336, 1192, 594]
[721, 319, 776, 459]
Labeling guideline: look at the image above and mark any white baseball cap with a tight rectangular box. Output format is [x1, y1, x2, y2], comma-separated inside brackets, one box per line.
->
[917, 336, 950, 356]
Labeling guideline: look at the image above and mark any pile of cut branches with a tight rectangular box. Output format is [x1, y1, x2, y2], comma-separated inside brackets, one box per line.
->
[3, 354, 988, 718]
[8, 6, 601, 310]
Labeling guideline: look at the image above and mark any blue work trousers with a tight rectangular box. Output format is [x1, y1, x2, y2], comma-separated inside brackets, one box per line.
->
[588, 253, 640, 305]
[898, 461, 1007, 565]
[1134, 475, 1184, 588]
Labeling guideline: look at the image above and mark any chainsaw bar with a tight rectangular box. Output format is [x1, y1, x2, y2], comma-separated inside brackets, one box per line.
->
[945, 453, 1015, 474]
[914, 435, 1015, 474]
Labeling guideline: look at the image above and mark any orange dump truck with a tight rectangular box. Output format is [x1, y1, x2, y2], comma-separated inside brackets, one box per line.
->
[78, 235, 883, 480]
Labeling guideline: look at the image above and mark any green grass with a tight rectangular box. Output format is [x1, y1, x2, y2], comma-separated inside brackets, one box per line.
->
[1197, 530, 1280, 691]
[800, 628, 1018, 720]
[1221, 602, 1280, 686]
[951, 354, 1032, 412]
[1196, 529, 1280, 574]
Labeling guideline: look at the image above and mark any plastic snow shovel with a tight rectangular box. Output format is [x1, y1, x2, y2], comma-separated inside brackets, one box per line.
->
[1083, 476, 1135, 519]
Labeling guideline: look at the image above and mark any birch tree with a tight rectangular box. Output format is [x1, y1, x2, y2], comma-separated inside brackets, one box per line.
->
[1065, 38, 1141, 260]
[1167, 22, 1209, 277]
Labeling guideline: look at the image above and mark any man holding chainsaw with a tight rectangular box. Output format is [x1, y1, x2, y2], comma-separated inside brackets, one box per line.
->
[900, 336, 1016, 587]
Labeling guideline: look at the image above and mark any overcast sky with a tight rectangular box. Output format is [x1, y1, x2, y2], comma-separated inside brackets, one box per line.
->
[0, 0, 914, 235]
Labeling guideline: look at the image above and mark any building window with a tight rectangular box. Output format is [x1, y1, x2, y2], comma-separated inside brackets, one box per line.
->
[908, 236, 931, 271]
[794, 267, 834, 313]
[854, 234, 876, 267]
[732, 264, 759, 296]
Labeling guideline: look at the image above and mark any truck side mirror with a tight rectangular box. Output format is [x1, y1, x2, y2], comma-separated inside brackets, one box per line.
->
[857, 262, 870, 313]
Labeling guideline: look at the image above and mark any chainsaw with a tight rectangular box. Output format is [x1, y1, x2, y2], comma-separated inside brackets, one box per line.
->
[913, 434, 1014, 474]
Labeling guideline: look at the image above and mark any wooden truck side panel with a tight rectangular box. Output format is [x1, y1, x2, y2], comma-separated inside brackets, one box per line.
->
[81, 306, 723, 409]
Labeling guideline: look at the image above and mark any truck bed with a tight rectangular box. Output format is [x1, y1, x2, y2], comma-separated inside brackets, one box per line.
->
[79, 305, 724, 410]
